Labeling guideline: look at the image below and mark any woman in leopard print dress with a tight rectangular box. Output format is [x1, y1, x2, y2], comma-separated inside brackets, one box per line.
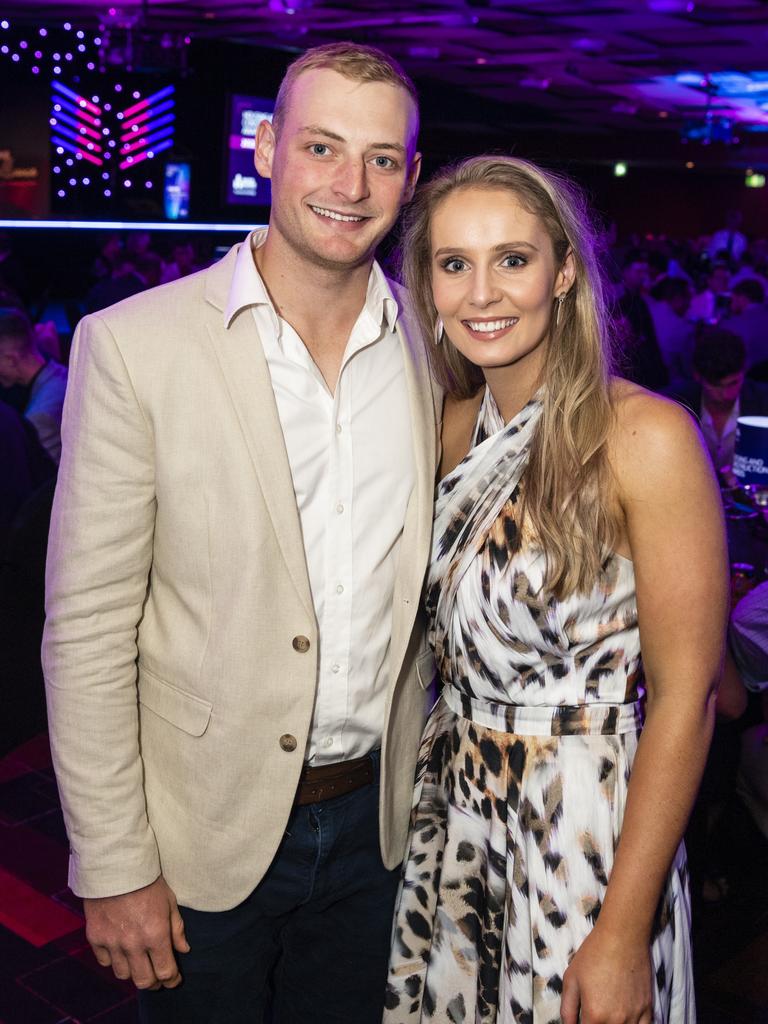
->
[384, 158, 728, 1024]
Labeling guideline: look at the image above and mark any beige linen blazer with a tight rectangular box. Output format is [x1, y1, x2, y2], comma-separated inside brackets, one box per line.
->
[42, 242, 439, 911]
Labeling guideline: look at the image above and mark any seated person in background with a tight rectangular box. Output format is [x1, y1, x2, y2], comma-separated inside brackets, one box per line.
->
[665, 326, 768, 475]
[707, 210, 748, 266]
[708, 209, 753, 266]
[84, 251, 146, 314]
[729, 583, 768, 844]
[648, 275, 695, 381]
[0, 307, 68, 464]
[160, 241, 203, 283]
[615, 249, 669, 390]
[731, 251, 768, 292]
[688, 262, 731, 323]
[0, 400, 35, 531]
[721, 278, 768, 372]
[134, 251, 163, 290]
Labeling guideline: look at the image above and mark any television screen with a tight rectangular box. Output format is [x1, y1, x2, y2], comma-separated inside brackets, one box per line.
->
[226, 94, 274, 206]
[164, 162, 191, 220]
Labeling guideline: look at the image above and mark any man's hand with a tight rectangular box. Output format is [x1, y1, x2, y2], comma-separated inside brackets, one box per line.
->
[84, 875, 190, 990]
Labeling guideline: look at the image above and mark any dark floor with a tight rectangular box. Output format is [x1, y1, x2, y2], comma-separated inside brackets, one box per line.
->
[0, 732, 766, 1023]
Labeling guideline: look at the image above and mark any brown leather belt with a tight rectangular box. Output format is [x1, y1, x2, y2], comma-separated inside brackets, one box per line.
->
[294, 753, 374, 806]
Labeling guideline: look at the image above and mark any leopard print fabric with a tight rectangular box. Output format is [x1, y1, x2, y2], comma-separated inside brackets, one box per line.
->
[384, 389, 694, 1023]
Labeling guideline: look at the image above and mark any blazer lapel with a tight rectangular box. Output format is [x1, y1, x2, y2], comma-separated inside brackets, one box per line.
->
[389, 304, 438, 678]
[202, 247, 314, 622]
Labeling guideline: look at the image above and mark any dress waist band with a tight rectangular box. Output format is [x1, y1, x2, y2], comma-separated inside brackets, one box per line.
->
[441, 682, 644, 737]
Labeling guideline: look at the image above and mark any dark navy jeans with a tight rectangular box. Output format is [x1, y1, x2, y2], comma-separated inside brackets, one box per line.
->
[138, 751, 400, 1024]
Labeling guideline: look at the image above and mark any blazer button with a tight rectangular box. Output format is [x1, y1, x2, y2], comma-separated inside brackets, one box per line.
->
[292, 635, 311, 653]
[279, 734, 297, 752]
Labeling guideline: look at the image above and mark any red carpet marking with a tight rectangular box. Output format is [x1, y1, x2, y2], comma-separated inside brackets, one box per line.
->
[10, 734, 53, 771]
[0, 866, 82, 947]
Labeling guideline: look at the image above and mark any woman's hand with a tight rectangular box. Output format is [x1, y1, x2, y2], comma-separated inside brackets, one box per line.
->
[560, 925, 653, 1024]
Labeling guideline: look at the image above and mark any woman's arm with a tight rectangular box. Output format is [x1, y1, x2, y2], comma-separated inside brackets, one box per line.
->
[561, 387, 729, 1024]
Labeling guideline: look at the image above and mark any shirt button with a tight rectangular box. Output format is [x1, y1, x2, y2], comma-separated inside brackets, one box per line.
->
[331, 663, 340, 674]
[292, 635, 311, 653]
[336, 584, 344, 594]
[336, 503, 344, 514]
[279, 734, 297, 752]
[323, 737, 334, 748]
[336, 423, 342, 434]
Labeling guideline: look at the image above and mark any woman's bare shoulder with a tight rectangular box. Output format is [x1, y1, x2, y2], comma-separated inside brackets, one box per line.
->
[607, 375, 710, 493]
[440, 389, 484, 479]
[610, 375, 696, 439]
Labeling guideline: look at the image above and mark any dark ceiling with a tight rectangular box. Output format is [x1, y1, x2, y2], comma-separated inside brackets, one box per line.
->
[3, 1, 768, 160]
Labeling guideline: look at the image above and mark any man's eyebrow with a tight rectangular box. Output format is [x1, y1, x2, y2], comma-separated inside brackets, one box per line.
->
[297, 126, 406, 155]
[298, 125, 346, 142]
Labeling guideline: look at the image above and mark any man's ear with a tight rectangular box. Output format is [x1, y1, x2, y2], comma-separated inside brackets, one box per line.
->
[403, 151, 422, 204]
[254, 119, 276, 180]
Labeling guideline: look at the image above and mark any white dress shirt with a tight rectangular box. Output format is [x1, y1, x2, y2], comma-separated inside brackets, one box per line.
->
[700, 396, 740, 472]
[226, 230, 415, 764]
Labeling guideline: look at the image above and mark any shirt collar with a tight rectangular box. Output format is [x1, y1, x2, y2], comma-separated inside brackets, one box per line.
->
[224, 228, 400, 334]
[700, 395, 740, 433]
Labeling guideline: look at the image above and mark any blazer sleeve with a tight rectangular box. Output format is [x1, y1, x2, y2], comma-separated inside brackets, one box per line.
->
[42, 312, 162, 898]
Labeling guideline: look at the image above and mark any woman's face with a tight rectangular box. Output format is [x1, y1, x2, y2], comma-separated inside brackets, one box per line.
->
[430, 186, 573, 380]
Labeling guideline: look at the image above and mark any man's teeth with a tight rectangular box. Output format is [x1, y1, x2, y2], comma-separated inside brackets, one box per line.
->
[466, 318, 518, 333]
[310, 205, 364, 223]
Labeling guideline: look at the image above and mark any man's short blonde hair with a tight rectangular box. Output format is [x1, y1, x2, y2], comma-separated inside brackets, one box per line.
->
[272, 41, 419, 133]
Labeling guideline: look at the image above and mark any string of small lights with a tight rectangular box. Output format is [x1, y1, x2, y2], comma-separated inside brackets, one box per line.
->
[1, 18, 181, 204]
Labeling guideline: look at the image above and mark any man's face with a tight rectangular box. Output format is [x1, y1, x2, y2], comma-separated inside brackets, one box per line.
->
[623, 261, 650, 293]
[700, 370, 745, 406]
[0, 341, 21, 387]
[731, 292, 749, 316]
[255, 68, 421, 272]
[710, 267, 731, 294]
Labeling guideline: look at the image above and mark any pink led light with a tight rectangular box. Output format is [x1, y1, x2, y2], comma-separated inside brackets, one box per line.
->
[121, 97, 149, 118]
[120, 149, 154, 169]
[70, 94, 101, 116]
[78, 150, 103, 166]
[121, 135, 151, 155]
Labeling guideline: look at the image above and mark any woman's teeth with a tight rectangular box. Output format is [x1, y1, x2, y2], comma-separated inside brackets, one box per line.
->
[465, 318, 518, 333]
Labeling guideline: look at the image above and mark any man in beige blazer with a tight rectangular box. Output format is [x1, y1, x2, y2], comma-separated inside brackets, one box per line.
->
[43, 42, 437, 1023]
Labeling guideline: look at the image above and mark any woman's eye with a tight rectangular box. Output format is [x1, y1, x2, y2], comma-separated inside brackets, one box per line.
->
[502, 254, 526, 268]
[442, 258, 466, 273]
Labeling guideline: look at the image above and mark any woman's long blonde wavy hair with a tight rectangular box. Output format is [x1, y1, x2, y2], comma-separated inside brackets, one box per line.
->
[399, 155, 618, 599]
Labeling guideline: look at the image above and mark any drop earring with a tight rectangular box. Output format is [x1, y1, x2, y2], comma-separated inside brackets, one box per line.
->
[433, 317, 445, 345]
[555, 294, 565, 327]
